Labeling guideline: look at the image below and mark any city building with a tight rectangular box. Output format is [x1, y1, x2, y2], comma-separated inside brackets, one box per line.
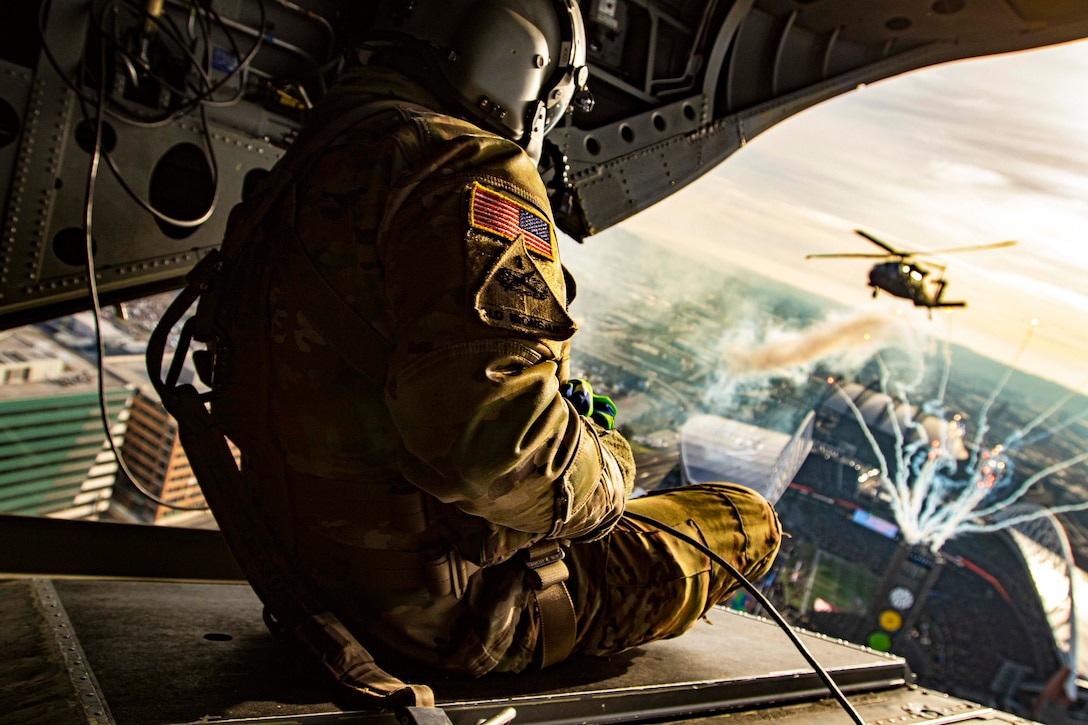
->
[0, 327, 130, 519]
[105, 354, 225, 526]
[816, 381, 970, 477]
[678, 411, 814, 504]
[111, 388, 208, 524]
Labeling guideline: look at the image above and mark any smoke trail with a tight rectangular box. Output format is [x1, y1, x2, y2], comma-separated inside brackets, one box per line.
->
[704, 308, 922, 432]
[722, 309, 918, 375]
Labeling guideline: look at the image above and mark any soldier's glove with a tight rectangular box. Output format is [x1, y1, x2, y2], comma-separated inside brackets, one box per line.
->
[559, 378, 593, 416]
[559, 378, 618, 431]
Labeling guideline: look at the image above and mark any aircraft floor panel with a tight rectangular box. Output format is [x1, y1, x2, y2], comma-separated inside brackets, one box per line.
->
[40, 578, 918, 724]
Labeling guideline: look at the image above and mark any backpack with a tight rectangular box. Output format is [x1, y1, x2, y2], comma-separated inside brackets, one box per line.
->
[146, 101, 438, 713]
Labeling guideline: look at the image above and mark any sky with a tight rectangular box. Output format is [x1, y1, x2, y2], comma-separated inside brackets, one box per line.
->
[614, 38, 1088, 390]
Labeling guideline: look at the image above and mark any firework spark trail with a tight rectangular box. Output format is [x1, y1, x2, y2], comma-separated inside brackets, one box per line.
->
[958, 493, 1088, 535]
[907, 438, 968, 550]
[910, 340, 958, 531]
[917, 459, 944, 525]
[875, 357, 915, 514]
[970, 449, 1088, 521]
[1022, 405, 1088, 447]
[1009, 375, 1088, 448]
[927, 476, 995, 552]
[853, 363, 1087, 551]
[891, 402, 928, 530]
[917, 453, 956, 535]
[833, 319, 1088, 551]
[969, 323, 1036, 468]
[877, 345, 925, 396]
[716, 308, 1085, 553]
[910, 445, 946, 535]
[874, 352, 946, 538]
[830, 382, 926, 541]
[935, 338, 953, 406]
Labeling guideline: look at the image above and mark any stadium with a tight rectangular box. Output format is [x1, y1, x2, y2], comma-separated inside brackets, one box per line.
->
[672, 382, 1088, 722]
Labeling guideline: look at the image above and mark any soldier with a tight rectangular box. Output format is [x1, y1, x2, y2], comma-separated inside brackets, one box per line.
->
[200, 0, 781, 677]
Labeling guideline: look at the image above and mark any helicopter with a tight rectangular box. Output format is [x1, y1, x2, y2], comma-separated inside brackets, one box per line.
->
[807, 230, 1018, 311]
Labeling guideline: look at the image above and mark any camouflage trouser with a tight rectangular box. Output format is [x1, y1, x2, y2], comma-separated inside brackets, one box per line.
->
[497, 482, 782, 671]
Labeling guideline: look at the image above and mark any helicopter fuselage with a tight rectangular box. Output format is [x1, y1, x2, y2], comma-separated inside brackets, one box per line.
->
[869, 261, 926, 301]
[868, 261, 965, 308]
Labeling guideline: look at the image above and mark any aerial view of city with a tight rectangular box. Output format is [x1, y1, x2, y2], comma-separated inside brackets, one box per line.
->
[4, 0, 1088, 722]
[2, 219, 1085, 721]
[561, 226, 1088, 717]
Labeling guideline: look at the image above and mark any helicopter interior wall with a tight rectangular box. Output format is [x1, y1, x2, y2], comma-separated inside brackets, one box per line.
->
[555, 0, 1088, 237]
[5, 1, 1088, 325]
[0, 0, 340, 329]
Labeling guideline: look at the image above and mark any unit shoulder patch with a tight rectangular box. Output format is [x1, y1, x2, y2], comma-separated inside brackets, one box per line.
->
[467, 181, 555, 261]
[474, 234, 576, 340]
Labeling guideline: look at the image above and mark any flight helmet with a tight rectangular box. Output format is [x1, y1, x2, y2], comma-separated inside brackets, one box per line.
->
[359, 0, 591, 159]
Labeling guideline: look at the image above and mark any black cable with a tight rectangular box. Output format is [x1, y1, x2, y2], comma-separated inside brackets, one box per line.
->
[622, 509, 868, 725]
[90, 88, 221, 228]
[155, 0, 264, 110]
[83, 32, 210, 514]
[65, 0, 223, 227]
[92, 0, 238, 120]
[96, 1, 194, 99]
[39, 0, 265, 129]
[37, 0, 270, 513]
[191, 0, 249, 108]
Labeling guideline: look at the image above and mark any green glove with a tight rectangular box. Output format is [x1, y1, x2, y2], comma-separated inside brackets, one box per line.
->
[589, 394, 617, 430]
[559, 378, 617, 430]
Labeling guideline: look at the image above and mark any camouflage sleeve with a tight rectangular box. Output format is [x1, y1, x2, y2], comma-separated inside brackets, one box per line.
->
[387, 339, 632, 544]
[379, 116, 634, 552]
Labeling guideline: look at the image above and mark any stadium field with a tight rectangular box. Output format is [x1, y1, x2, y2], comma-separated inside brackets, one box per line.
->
[785, 544, 881, 614]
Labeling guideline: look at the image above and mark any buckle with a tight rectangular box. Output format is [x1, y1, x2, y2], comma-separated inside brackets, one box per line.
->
[526, 540, 565, 570]
[525, 541, 568, 590]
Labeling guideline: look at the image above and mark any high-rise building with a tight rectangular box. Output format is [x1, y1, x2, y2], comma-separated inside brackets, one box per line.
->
[112, 388, 211, 524]
[103, 353, 235, 526]
[0, 327, 130, 519]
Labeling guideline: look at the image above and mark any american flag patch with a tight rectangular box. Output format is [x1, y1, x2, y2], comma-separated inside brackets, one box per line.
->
[468, 182, 555, 260]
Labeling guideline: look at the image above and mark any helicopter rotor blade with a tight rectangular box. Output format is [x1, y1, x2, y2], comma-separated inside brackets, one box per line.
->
[806, 253, 895, 260]
[854, 229, 906, 256]
[913, 240, 1018, 256]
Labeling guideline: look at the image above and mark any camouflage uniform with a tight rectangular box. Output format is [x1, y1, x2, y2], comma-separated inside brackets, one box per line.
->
[230, 65, 781, 676]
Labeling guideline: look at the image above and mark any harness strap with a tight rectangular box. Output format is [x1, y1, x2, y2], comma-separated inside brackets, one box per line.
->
[525, 540, 576, 668]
